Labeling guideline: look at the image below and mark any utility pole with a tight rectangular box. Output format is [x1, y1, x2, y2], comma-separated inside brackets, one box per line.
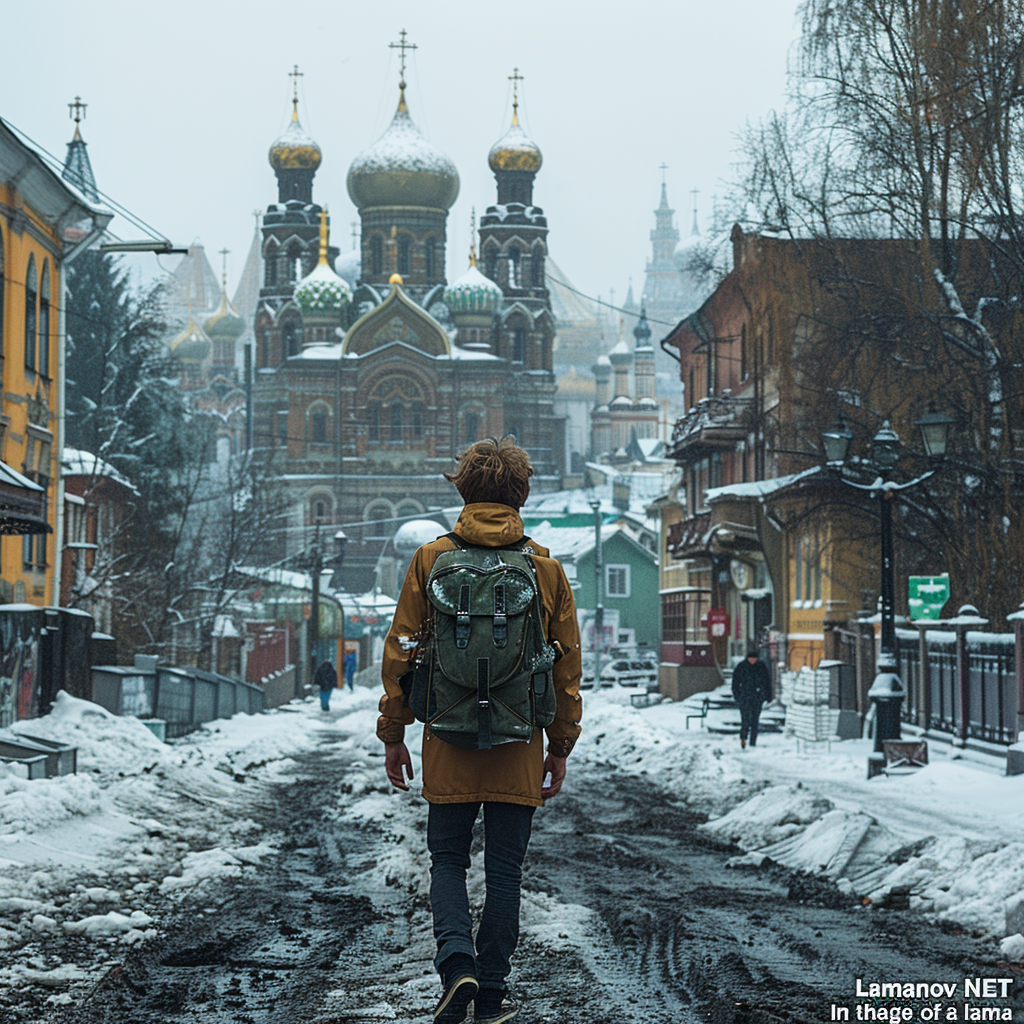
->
[590, 499, 604, 686]
[309, 526, 322, 686]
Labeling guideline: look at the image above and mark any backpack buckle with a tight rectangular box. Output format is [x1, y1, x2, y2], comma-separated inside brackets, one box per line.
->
[456, 584, 471, 649]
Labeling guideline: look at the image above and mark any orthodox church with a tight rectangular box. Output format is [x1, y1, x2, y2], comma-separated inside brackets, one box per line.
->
[249, 59, 566, 586]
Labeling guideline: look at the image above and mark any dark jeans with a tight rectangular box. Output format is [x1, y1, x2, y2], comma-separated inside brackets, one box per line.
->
[427, 801, 535, 993]
[319, 689, 332, 711]
[738, 700, 763, 745]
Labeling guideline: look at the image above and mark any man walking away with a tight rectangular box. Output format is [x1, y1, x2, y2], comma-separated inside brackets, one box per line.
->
[731, 643, 772, 748]
[377, 436, 583, 1024]
[344, 649, 357, 692]
[315, 660, 337, 712]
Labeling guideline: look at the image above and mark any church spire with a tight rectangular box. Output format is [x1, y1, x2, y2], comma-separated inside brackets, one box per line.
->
[62, 96, 99, 202]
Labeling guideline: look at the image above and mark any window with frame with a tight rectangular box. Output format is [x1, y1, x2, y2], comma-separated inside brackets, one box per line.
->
[39, 261, 50, 378]
[606, 564, 631, 598]
[463, 411, 480, 445]
[512, 327, 526, 364]
[485, 247, 498, 281]
[793, 530, 822, 605]
[507, 246, 520, 288]
[370, 236, 384, 276]
[276, 410, 289, 444]
[425, 239, 435, 279]
[282, 321, 301, 357]
[310, 408, 327, 444]
[411, 401, 424, 437]
[397, 236, 412, 277]
[24, 255, 37, 371]
[389, 402, 403, 441]
[531, 248, 544, 287]
[368, 402, 381, 441]
[265, 246, 278, 286]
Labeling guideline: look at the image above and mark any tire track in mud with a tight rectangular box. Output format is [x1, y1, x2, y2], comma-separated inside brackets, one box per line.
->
[37, 729, 1022, 1024]
[516, 773, 1019, 1023]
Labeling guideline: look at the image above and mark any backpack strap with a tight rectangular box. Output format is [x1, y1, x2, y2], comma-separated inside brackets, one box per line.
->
[455, 584, 471, 649]
[492, 583, 508, 648]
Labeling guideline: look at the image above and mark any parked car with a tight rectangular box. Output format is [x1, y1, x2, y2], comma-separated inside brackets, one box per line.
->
[581, 656, 658, 689]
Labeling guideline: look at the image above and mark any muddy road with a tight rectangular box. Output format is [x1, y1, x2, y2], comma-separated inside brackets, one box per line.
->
[41, 725, 1020, 1024]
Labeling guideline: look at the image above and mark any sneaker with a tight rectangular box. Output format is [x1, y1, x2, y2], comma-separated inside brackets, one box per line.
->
[475, 989, 519, 1023]
[435, 973, 478, 1023]
[740, 737, 746, 749]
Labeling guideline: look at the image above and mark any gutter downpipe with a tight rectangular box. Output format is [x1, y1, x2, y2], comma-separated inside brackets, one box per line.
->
[52, 212, 112, 607]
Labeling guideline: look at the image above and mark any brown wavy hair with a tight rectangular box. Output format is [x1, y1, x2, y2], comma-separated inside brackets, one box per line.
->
[444, 435, 534, 510]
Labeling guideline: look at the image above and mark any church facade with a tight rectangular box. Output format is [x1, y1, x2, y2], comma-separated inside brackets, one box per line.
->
[249, 64, 565, 588]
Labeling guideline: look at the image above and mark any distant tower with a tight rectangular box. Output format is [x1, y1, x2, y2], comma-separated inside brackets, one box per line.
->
[261, 66, 330, 311]
[479, 68, 550, 314]
[347, 31, 459, 301]
[62, 97, 99, 201]
[642, 166, 685, 328]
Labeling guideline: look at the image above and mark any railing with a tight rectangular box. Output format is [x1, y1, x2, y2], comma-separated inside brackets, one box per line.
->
[966, 637, 1016, 744]
[669, 395, 753, 455]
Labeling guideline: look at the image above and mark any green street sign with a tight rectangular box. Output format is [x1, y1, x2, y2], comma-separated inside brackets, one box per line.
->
[908, 575, 950, 621]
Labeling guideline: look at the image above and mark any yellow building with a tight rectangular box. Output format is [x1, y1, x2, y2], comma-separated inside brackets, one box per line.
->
[0, 116, 110, 604]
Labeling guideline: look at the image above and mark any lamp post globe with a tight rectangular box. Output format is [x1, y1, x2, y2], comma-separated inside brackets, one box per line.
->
[821, 418, 853, 465]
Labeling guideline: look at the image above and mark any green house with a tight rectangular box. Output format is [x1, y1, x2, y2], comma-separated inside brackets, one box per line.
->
[526, 521, 660, 649]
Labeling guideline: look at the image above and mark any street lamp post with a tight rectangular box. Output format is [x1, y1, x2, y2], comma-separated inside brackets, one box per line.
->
[820, 410, 953, 768]
[589, 499, 604, 688]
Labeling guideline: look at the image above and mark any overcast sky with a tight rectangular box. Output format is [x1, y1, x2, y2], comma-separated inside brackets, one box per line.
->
[1, 0, 800, 311]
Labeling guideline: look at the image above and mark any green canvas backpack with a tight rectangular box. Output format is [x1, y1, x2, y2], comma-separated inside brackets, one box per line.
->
[405, 536, 557, 749]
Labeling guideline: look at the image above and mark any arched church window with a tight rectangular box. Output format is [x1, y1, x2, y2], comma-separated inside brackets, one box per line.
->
[411, 401, 424, 437]
[390, 402, 403, 441]
[368, 402, 381, 441]
[310, 409, 327, 444]
[463, 412, 479, 445]
[282, 321, 301, 357]
[531, 249, 544, 287]
[507, 246, 520, 288]
[485, 247, 498, 281]
[265, 242, 278, 286]
[312, 498, 329, 525]
[512, 327, 525, 364]
[286, 242, 303, 282]
[397, 236, 412, 277]
[38, 261, 50, 378]
[370, 236, 384, 277]
[424, 239, 435, 280]
[24, 255, 37, 371]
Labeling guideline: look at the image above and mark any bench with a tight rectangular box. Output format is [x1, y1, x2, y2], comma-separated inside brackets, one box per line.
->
[629, 691, 662, 709]
[685, 697, 710, 730]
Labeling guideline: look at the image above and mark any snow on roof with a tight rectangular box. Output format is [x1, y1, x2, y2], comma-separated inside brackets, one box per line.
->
[0, 460, 43, 492]
[60, 448, 135, 492]
[705, 467, 822, 503]
[527, 521, 634, 562]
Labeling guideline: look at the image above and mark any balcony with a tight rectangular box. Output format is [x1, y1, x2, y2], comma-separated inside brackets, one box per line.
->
[669, 394, 754, 460]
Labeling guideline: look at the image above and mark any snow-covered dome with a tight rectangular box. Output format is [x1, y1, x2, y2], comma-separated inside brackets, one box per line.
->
[444, 259, 503, 316]
[608, 338, 632, 366]
[334, 250, 361, 289]
[610, 394, 633, 409]
[393, 519, 443, 556]
[269, 110, 322, 172]
[635, 396, 659, 409]
[170, 313, 212, 364]
[488, 120, 542, 174]
[204, 289, 245, 342]
[294, 260, 351, 314]
[347, 91, 459, 211]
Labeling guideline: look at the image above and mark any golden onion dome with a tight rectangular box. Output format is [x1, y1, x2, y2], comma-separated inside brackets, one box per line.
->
[347, 90, 459, 211]
[488, 118, 543, 174]
[269, 107, 323, 172]
[204, 288, 245, 342]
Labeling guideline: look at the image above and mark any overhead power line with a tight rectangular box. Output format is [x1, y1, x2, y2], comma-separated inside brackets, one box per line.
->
[544, 271, 682, 329]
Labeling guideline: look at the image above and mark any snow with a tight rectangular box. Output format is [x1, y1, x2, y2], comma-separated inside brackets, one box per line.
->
[1, 677, 1021, 1014]
[348, 105, 458, 182]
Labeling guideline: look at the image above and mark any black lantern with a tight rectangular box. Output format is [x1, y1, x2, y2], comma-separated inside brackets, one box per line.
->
[914, 404, 954, 458]
[870, 421, 901, 470]
[821, 417, 853, 465]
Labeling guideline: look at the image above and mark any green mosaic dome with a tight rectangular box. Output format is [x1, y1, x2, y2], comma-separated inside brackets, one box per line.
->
[444, 262, 503, 316]
[294, 260, 352, 314]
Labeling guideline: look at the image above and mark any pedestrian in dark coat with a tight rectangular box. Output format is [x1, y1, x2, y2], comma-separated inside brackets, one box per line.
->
[314, 660, 337, 712]
[731, 643, 772, 748]
[343, 650, 357, 692]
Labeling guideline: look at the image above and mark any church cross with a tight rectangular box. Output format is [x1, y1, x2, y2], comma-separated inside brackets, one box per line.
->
[219, 248, 230, 289]
[509, 68, 524, 123]
[660, 162, 668, 184]
[290, 65, 303, 117]
[68, 96, 87, 125]
[351, 221, 358, 248]
[390, 29, 417, 88]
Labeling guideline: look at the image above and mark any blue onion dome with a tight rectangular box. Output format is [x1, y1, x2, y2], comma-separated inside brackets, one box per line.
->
[204, 288, 245, 342]
[444, 254, 503, 315]
[268, 107, 322, 171]
[170, 312, 212, 363]
[347, 89, 460, 211]
[488, 119, 542, 174]
[295, 210, 352, 314]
